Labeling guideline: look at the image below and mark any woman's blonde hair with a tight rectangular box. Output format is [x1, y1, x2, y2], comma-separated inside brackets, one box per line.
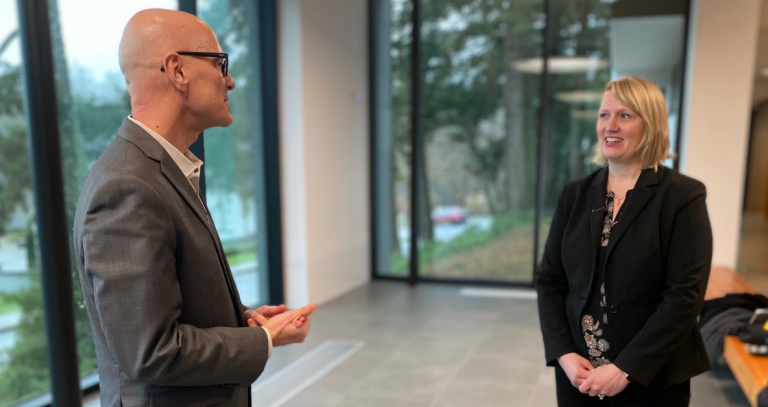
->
[592, 76, 672, 170]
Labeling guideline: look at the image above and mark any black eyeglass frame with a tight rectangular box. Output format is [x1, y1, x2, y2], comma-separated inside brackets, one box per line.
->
[160, 51, 229, 77]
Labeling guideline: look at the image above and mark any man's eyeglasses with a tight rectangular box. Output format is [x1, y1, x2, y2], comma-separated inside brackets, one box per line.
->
[160, 52, 229, 77]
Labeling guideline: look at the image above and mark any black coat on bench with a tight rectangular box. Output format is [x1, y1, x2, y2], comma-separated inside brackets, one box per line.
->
[536, 165, 713, 388]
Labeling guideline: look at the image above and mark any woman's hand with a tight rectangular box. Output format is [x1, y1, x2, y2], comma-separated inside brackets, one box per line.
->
[558, 353, 594, 388]
[578, 364, 629, 398]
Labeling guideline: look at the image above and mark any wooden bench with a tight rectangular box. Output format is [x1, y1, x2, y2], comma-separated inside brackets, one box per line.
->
[705, 266, 756, 300]
[707, 267, 763, 407]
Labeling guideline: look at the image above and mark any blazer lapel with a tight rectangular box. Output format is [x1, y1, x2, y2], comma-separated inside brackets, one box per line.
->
[117, 119, 211, 228]
[588, 167, 608, 270]
[118, 118, 244, 323]
[159, 157, 213, 230]
[605, 168, 659, 261]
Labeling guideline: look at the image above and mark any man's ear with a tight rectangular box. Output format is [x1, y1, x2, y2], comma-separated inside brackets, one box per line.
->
[162, 52, 187, 92]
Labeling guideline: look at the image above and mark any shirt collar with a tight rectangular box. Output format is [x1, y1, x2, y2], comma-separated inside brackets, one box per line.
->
[127, 116, 203, 180]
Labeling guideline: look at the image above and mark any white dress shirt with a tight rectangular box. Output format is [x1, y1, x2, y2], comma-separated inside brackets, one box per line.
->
[127, 116, 272, 357]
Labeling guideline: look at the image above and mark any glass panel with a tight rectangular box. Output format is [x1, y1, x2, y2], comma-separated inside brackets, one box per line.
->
[0, 1, 50, 404]
[198, 0, 269, 307]
[50, 0, 177, 386]
[374, 0, 413, 277]
[416, 0, 544, 282]
[537, 0, 688, 262]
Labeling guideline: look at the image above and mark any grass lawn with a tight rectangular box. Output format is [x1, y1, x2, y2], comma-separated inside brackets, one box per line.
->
[227, 250, 257, 266]
[385, 218, 553, 282]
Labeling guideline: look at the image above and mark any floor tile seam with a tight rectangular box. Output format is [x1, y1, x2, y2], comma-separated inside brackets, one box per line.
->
[427, 323, 498, 407]
[329, 315, 442, 407]
[523, 369, 554, 407]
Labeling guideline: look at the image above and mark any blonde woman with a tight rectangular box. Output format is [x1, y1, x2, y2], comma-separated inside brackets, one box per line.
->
[536, 76, 712, 406]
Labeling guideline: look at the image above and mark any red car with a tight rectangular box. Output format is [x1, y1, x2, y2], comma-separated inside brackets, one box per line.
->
[431, 206, 468, 224]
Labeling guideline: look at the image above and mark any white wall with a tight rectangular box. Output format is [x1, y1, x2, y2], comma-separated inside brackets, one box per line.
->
[680, 0, 761, 268]
[279, 0, 370, 307]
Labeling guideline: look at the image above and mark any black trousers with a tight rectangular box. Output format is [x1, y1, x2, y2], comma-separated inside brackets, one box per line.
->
[555, 366, 690, 407]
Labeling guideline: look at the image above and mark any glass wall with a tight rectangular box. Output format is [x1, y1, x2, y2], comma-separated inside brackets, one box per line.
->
[0, 0, 279, 404]
[0, 1, 50, 404]
[536, 0, 689, 261]
[198, 0, 270, 307]
[416, 0, 543, 282]
[373, 0, 413, 277]
[374, 0, 689, 284]
[49, 0, 178, 392]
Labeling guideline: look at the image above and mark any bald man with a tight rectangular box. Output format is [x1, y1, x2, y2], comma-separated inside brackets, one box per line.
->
[73, 9, 316, 407]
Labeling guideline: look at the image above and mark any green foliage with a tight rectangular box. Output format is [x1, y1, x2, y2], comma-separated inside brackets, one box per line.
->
[0, 65, 22, 116]
[223, 238, 259, 267]
[385, 0, 616, 266]
[0, 274, 50, 406]
[226, 251, 258, 268]
[0, 1, 99, 403]
[0, 120, 31, 236]
[0, 295, 19, 315]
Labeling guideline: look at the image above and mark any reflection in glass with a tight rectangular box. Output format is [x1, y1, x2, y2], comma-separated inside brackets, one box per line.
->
[198, 0, 269, 307]
[0, 1, 49, 404]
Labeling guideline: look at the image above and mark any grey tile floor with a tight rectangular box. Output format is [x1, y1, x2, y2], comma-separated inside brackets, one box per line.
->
[82, 281, 752, 407]
[259, 281, 751, 407]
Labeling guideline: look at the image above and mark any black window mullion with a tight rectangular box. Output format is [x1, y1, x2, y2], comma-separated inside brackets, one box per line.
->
[368, 0, 378, 281]
[533, 0, 552, 280]
[408, 0, 422, 286]
[16, 0, 81, 405]
[257, 0, 285, 305]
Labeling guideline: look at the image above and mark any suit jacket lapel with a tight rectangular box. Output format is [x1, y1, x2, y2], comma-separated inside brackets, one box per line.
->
[160, 156, 212, 228]
[118, 119, 244, 324]
[588, 167, 608, 271]
[605, 168, 659, 261]
[117, 119, 211, 229]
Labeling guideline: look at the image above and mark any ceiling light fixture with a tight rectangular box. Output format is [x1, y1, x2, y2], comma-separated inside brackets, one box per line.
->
[513, 56, 608, 74]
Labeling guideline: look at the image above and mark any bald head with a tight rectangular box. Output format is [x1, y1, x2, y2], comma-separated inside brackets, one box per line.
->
[119, 9, 234, 144]
[119, 9, 220, 90]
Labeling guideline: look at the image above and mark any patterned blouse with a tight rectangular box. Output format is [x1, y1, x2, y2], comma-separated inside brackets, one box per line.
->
[581, 190, 619, 368]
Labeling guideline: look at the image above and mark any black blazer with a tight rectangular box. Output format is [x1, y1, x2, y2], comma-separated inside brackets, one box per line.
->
[536, 166, 713, 388]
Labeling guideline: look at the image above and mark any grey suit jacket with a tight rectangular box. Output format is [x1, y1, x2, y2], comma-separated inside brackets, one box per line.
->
[73, 119, 269, 407]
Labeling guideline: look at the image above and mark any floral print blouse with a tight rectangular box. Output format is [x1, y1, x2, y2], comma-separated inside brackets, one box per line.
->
[581, 190, 619, 368]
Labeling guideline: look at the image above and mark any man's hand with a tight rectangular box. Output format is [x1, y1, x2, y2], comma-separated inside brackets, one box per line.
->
[578, 364, 629, 398]
[246, 304, 287, 323]
[247, 303, 317, 346]
[558, 353, 594, 388]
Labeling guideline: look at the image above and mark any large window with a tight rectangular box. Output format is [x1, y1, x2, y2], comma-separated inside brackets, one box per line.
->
[49, 0, 178, 394]
[0, 2, 50, 405]
[0, 0, 280, 404]
[416, 0, 544, 282]
[373, 0, 689, 284]
[536, 0, 689, 262]
[198, 0, 270, 307]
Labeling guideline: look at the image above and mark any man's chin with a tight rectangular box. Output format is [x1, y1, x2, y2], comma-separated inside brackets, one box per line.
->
[214, 115, 234, 128]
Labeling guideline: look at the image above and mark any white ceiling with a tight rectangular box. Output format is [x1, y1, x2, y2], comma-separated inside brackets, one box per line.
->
[609, 15, 686, 86]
